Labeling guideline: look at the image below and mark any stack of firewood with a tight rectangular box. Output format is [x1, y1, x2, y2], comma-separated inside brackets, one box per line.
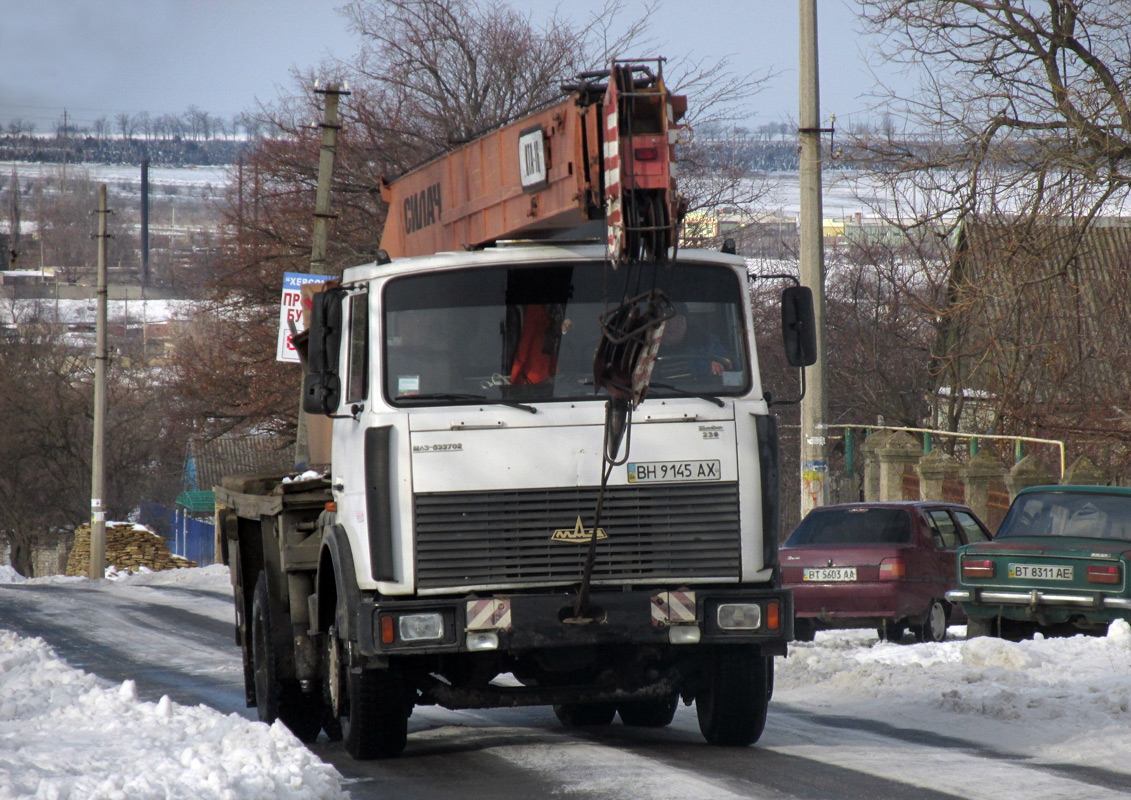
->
[66, 522, 197, 576]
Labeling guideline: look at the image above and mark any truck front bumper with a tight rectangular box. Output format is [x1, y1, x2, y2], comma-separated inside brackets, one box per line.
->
[355, 586, 792, 657]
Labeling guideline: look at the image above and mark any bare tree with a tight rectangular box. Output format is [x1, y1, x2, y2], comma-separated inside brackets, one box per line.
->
[845, 1, 1131, 466]
[0, 322, 190, 576]
[116, 112, 134, 139]
[36, 169, 133, 282]
[134, 111, 153, 141]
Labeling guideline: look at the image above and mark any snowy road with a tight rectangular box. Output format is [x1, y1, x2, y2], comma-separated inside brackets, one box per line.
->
[2, 568, 1130, 799]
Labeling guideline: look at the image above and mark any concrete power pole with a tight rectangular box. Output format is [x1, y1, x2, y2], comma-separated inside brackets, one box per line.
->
[89, 184, 110, 579]
[295, 82, 348, 468]
[310, 83, 347, 275]
[798, 0, 829, 517]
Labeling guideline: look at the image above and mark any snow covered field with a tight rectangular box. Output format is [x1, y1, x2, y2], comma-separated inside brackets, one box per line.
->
[0, 162, 230, 192]
[2, 564, 1130, 799]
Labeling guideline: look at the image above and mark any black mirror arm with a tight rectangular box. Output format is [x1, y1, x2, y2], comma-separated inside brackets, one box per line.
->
[767, 365, 806, 407]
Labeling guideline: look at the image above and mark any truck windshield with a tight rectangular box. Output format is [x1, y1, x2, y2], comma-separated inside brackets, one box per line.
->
[382, 260, 751, 405]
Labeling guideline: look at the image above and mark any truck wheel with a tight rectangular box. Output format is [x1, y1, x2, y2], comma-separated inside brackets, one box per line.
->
[320, 628, 344, 742]
[251, 573, 323, 743]
[343, 664, 409, 759]
[696, 649, 770, 747]
[618, 693, 679, 727]
[553, 703, 617, 726]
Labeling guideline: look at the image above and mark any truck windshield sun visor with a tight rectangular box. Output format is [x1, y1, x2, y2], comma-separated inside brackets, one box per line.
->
[382, 261, 751, 407]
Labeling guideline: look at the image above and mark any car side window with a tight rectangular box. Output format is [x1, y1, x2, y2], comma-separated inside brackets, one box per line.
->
[927, 510, 961, 550]
[953, 510, 991, 544]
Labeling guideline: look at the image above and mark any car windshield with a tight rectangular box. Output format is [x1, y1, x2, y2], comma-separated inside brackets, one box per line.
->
[382, 260, 750, 405]
[785, 507, 913, 546]
[997, 491, 1131, 542]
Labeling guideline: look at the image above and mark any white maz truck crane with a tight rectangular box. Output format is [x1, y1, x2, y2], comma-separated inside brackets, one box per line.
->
[215, 60, 817, 759]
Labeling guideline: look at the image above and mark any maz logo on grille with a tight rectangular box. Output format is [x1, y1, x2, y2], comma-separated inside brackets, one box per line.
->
[551, 516, 607, 543]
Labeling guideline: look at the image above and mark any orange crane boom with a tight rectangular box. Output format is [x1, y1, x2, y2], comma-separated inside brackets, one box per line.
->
[379, 59, 687, 264]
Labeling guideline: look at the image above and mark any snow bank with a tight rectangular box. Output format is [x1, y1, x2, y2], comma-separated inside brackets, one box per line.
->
[0, 566, 25, 584]
[0, 630, 345, 800]
[778, 621, 1131, 771]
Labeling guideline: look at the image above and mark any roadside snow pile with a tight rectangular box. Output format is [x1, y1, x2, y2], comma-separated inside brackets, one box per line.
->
[0, 566, 25, 584]
[103, 562, 231, 588]
[0, 630, 345, 800]
[777, 621, 1131, 771]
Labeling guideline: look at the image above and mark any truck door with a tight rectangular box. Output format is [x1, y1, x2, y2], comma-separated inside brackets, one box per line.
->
[331, 290, 371, 559]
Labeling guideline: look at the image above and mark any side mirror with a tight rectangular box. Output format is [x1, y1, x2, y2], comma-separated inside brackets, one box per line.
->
[781, 285, 817, 367]
[302, 288, 345, 415]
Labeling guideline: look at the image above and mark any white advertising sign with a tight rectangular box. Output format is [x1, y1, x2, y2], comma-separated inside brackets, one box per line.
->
[277, 272, 333, 362]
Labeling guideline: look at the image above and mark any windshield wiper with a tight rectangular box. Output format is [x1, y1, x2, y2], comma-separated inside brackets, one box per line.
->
[400, 392, 538, 414]
[648, 383, 726, 408]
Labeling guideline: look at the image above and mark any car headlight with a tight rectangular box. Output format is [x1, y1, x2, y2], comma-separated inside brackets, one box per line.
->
[398, 612, 445, 642]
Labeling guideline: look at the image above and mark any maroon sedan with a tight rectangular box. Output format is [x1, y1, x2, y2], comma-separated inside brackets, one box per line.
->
[782, 502, 993, 643]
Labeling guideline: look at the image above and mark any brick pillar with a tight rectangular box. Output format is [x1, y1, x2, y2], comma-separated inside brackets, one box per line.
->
[1062, 455, 1106, 486]
[1006, 454, 1056, 502]
[861, 430, 892, 502]
[962, 451, 1007, 523]
[878, 431, 921, 501]
[917, 449, 957, 502]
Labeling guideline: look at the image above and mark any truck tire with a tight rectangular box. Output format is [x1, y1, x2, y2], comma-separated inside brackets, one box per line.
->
[251, 573, 322, 743]
[618, 693, 679, 727]
[696, 649, 770, 747]
[552, 703, 617, 726]
[343, 665, 409, 759]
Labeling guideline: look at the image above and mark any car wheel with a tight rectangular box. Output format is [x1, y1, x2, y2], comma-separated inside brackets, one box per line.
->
[966, 617, 996, 639]
[554, 703, 617, 726]
[696, 649, 770, 747]
[618, 693, 679, 727]
[250, 573, 322, 743]
[877, 622, 905, 642]
[914, 600, 948, 643]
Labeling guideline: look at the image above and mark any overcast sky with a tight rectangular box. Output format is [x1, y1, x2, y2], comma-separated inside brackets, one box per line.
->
[1, 0, 897, 133]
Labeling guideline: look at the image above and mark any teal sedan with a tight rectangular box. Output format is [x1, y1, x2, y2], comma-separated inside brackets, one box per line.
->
[946, 485, 1131, 639]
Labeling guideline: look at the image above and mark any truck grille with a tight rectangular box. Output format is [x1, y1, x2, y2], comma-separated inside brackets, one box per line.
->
[413, 483, 740, 590]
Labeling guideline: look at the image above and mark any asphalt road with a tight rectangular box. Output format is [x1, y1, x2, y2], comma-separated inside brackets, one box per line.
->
[2, 581, 1127, 800]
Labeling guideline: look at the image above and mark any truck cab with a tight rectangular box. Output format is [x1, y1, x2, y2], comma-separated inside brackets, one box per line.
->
[218, 241, 809, 759]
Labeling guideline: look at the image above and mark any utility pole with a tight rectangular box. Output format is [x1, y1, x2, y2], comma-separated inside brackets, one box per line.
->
[89, 184, 110, 579]
[310, 83, 347, 275]
[295, 82, 349, 468]
[61, 109, 69, 183]
[798, 0, 829, 517]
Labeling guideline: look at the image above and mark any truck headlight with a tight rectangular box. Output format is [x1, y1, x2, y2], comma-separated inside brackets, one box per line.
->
[398, 612, 445, 642]
[717, 603, 761, 631]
